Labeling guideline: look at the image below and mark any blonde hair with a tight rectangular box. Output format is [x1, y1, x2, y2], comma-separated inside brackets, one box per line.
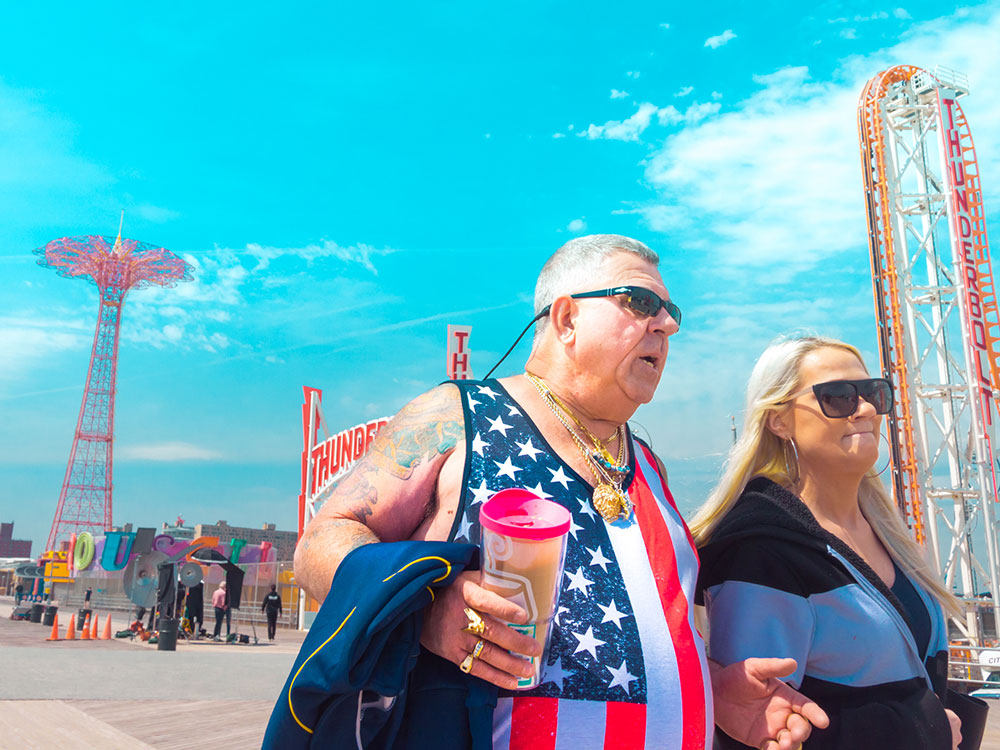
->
[689, 334, 960, 617]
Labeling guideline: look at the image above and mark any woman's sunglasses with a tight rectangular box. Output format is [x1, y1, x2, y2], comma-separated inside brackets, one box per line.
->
[781, 378, 894, 419]
[539, 285, 682, 326]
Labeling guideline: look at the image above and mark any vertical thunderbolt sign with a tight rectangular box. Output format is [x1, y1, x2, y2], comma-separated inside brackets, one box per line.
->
[447, 325, 473, 380]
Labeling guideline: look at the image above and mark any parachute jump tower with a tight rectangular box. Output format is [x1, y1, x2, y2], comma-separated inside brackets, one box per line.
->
[859, 66, 1000, 642]
[35, 218, 191, 551]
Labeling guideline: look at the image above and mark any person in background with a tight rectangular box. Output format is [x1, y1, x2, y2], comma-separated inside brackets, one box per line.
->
[212, 580, 231, 641]
[15, 582, 23, 606]
[175, 582, 187, 619]
[691, 335, 963, 749]
[261, 584, 282, 640]
[84, 586, 92, 606]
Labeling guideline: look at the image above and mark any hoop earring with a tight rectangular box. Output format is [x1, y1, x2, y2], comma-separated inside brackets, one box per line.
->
[874, 431, 891, 476]
[783, 439, 801, 485]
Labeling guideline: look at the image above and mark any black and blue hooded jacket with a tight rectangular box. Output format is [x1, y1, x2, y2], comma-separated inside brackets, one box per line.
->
[697, 477, 952, 750]
[263, 540, 496, 750]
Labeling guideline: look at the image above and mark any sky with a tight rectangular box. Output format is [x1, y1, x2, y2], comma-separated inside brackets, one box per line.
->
[2, 1, 1000, 555]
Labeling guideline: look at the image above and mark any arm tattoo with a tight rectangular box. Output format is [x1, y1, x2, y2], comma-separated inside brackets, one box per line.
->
[317, 385, 463, 526]
[367, 387, 464, 479]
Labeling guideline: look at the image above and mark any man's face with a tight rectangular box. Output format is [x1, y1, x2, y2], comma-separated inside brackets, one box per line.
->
[570, 252, 678, 410]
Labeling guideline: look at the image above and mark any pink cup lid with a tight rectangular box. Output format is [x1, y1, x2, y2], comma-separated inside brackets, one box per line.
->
[481, 488, 571, 540]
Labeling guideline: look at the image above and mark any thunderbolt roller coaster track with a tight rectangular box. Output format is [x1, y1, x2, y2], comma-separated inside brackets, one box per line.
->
[858, 65, 1000, 642]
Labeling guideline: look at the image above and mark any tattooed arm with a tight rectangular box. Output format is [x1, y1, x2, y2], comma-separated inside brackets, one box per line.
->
[293, 383, 465, 602]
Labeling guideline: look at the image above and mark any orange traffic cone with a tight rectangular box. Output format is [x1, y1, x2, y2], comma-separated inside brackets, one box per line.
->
[46, 614, 61, 641]
[81, 613, 91, 639]
[65, 614, 76, 640]
[91, 615, 99, 639]
[100, 613, 112, 640]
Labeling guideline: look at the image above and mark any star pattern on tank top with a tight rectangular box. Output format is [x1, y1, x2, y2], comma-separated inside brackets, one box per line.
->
[453, 381, 648, 703]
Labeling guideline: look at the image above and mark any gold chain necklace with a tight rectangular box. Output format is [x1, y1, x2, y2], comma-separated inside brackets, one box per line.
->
[540, 384, 629, 475]
[525, 373, 632, 522]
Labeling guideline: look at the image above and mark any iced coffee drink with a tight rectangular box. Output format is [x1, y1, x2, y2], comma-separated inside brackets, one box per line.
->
[480, 488, 571, 689]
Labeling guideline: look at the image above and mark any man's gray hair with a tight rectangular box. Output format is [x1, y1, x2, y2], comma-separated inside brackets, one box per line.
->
[533, 234, 659, 339]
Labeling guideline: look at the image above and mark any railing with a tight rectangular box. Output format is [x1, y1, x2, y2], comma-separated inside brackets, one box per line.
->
[949, 641, 1000, 686]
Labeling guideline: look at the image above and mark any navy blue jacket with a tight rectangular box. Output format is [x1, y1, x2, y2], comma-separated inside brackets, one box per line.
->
[697, 477, 952, 750]
[264, 541, 497, 749]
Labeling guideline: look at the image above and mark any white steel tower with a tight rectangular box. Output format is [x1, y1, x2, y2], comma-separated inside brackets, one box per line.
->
[858, 65, 1000, 644]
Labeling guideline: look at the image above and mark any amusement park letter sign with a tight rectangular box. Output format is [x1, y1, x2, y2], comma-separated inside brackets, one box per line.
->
[298, 386, 389, 537]
[938, 95, 995, 426]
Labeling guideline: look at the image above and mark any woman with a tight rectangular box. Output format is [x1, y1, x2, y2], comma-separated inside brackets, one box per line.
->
[691, 335, 963, 749]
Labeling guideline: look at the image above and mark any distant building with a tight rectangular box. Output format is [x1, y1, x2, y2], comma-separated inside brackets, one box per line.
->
[194, 520, 297, 562]
[0, 522, 32, 558]
[160, 516, 195, 540]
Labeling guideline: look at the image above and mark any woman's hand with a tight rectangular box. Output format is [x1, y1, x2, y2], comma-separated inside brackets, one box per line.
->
[944, 708, 962, 750]
[420, 571, 543, 689]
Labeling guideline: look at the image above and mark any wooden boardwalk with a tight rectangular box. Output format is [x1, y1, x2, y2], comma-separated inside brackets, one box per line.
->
[5, 598, 1000, 747]
[1, 597, 301, 748]
[0, 700, 274, 749]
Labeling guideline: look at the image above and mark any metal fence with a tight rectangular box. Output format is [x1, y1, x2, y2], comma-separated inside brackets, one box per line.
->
[47, 560, 300, 632]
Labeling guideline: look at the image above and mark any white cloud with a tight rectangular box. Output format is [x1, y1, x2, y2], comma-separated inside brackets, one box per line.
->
[704, 29, 736, 49]
[659, 22, 671, 30]
[894, 7, 912, 20]
[242, 239, 397, 275]
[638, 5, 1000, 274]
[674, 86, 694, 98]
[567, 218, 587, 232]
[118, 238, 398, 357]
[626, 71, 641, 79]
[118, 441, 223, 461]
[610, 89, 629, 99]
[582, 100, 720, 142]
[656, 101, 721, 127]
[711, 91, 723, 100]
[0, 316, 89, 382]
[582, 102, 661, 142]
[840, 27, 858, 39]
[552, 132, 566, 139]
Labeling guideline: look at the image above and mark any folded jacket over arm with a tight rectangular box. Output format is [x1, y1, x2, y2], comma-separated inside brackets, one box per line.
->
[264, 540, 496, 750]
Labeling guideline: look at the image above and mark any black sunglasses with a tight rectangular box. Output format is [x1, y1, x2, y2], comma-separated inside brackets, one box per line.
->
[482, 286, 681, 380]
[538, 286, 682, 326]
[781, 378, 894, 419]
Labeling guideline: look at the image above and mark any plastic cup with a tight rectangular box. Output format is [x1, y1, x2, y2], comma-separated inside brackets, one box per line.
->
[480, 488, 571, 689]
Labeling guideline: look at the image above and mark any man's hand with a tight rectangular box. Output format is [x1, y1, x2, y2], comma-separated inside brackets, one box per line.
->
[420, 571, 543, 690]
[711, 657, 829, 750]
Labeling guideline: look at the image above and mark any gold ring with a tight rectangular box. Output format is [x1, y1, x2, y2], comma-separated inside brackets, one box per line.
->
[462, 607, 486, 636]
[459, 639, 486, 673]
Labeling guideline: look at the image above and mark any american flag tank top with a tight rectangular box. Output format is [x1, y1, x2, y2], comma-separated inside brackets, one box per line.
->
[448, 379, 713, 749]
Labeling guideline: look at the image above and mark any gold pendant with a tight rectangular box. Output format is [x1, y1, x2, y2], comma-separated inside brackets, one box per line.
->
[592, 484, 627, 523]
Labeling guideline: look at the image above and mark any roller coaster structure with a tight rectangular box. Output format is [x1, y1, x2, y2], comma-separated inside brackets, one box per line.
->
[859, 65, 1000, 643]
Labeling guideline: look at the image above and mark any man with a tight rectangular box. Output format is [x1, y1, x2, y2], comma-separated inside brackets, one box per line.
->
[261, 584, 282, 640]
[212, 580, 231, 640]
[295, 235, 827, 749]
[15, 582, 23, 606]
